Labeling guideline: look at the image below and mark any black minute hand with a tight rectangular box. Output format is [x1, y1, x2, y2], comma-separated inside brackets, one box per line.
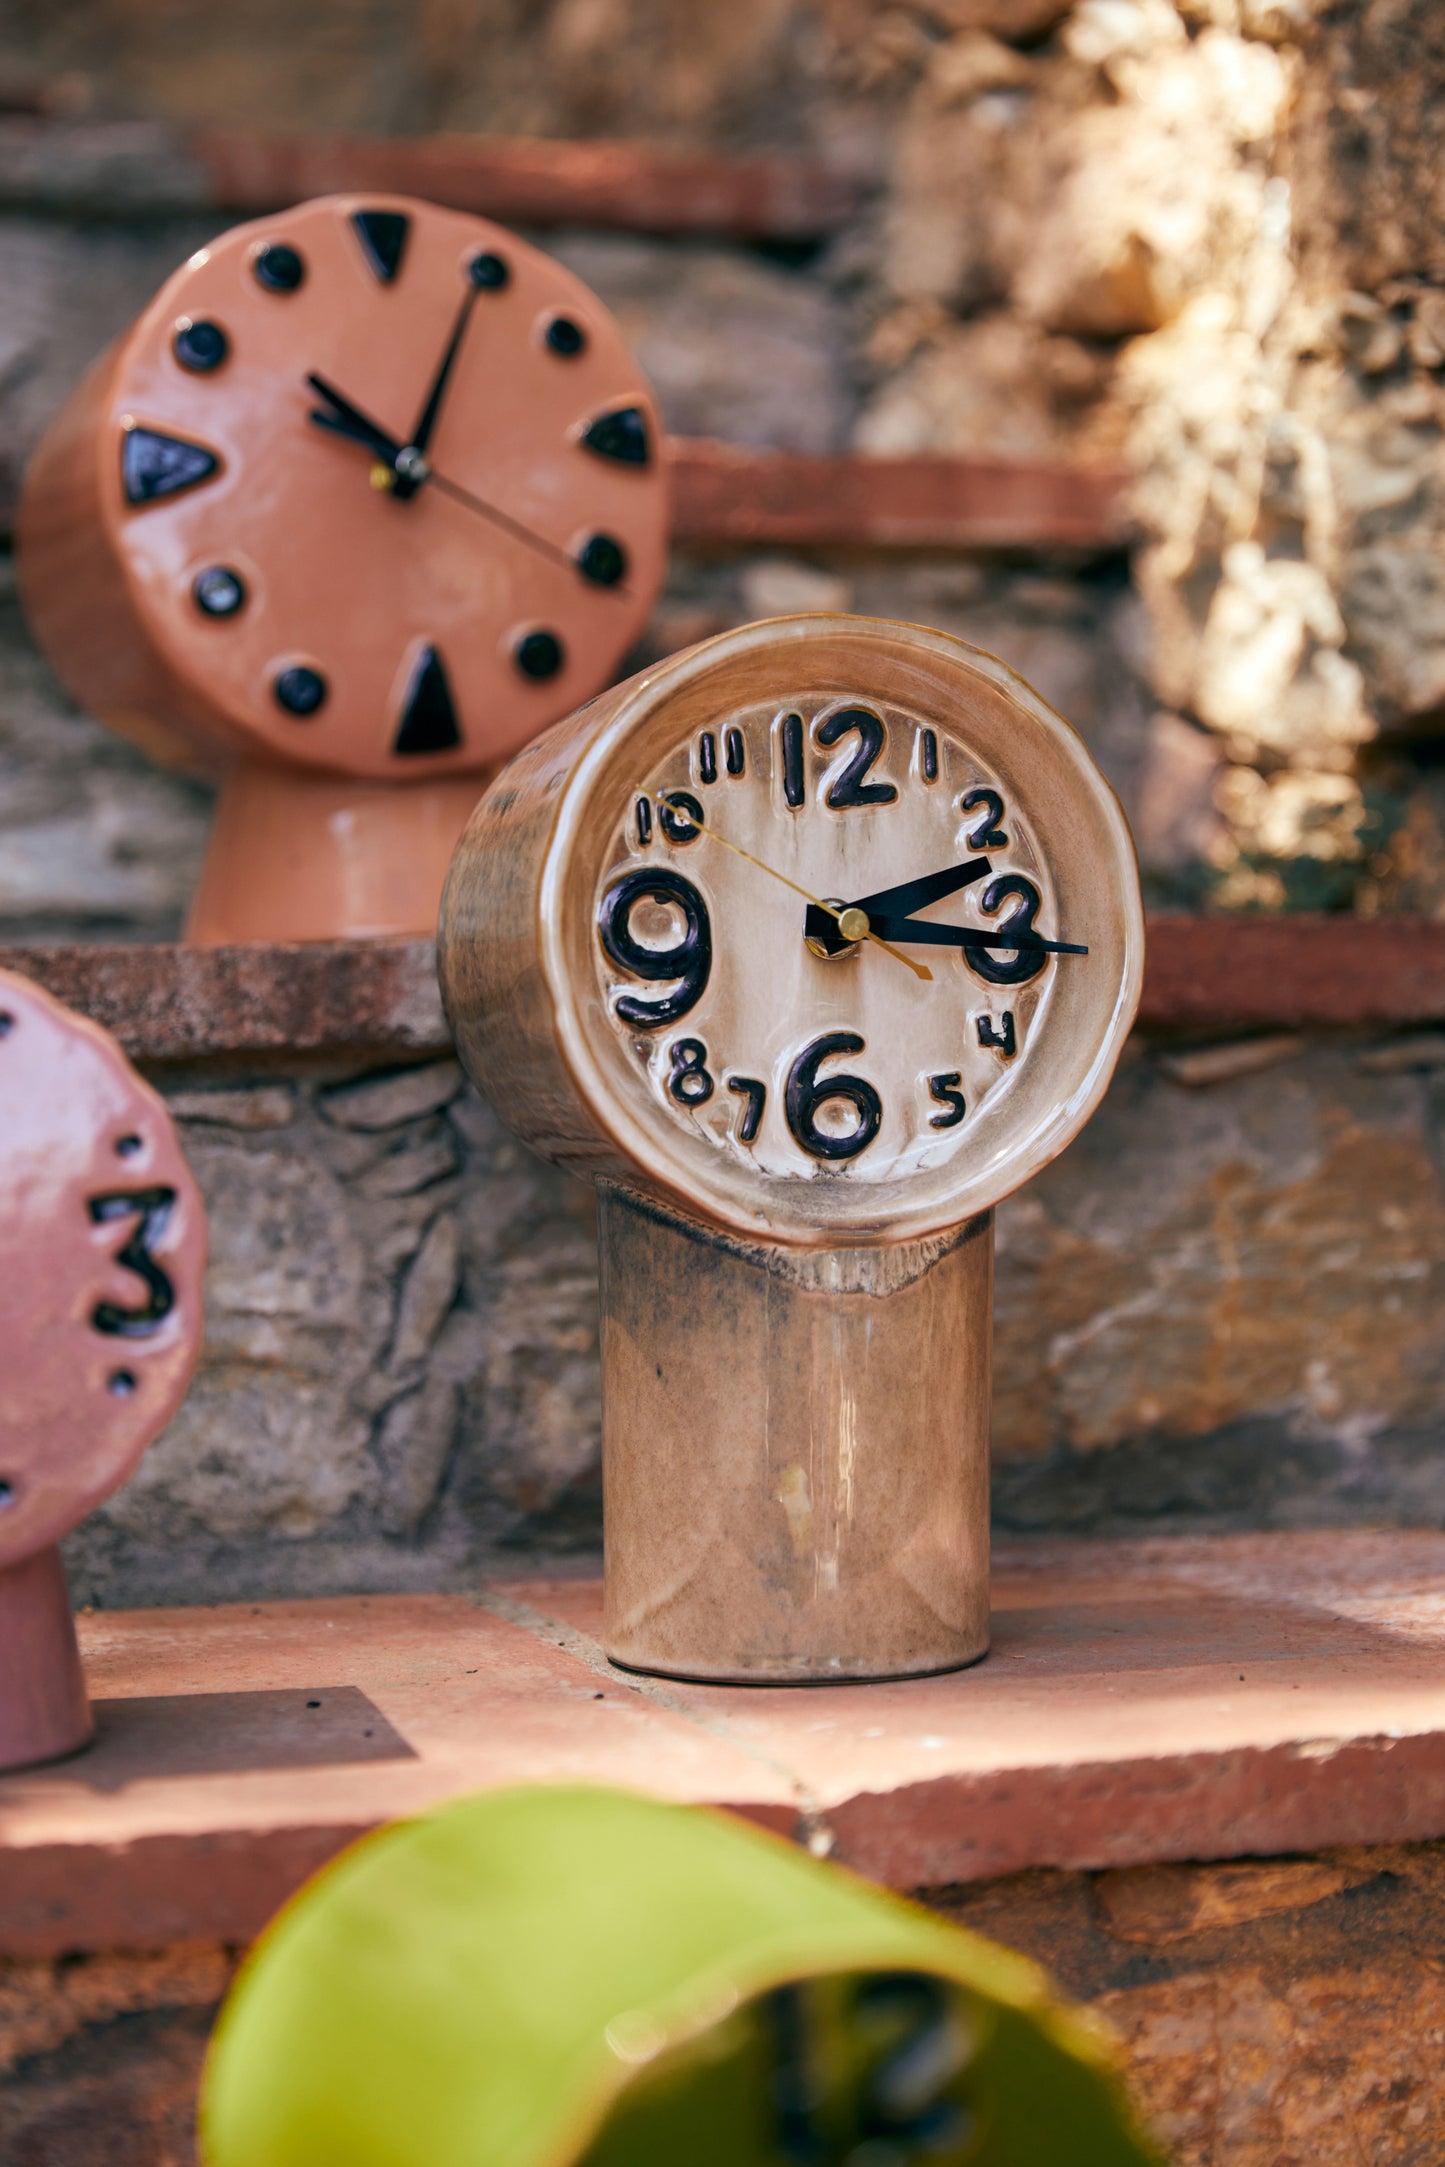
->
[409, 287, 476, 458]
[868, 914, 1087, 955]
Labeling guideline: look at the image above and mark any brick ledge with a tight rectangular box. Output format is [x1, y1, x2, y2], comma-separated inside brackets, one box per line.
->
[3, 917, 1443, 1065]
[2, 1530, 1444, 1956]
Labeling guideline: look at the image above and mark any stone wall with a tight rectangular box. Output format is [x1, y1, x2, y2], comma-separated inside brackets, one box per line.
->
[59, 1027, 1445, 1610]
[6, 2, 1445, 928]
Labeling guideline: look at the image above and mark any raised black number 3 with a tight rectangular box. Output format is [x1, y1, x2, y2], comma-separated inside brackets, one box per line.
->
[961, 786, 1008, 850]
[785, 1033, 882, 1162]
[818, 707, 898, 810]
[964, 874, 1047, 988]
[599, 867, 712, 1027]
[667, 1039, 714, 1105]
[89, 1187, 177, 1337]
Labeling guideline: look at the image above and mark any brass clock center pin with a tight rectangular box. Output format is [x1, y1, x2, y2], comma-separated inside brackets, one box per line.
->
[837, 905, 870, 943]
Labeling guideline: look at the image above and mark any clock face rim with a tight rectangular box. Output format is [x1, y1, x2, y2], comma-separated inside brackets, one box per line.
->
[537, 613, 1145, 1248]
[89, 192, 669, 781]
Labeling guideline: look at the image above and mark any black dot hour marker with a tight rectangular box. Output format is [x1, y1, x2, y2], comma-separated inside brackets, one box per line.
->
[922, 728, 939, 782]
[699, 733, 717, 784]
[636, 797, 653, 847]
[351, 209, 410, 283]
[725, 728, 745, 777]
[172, 318, 228, 373]
[545, 315, 586, 358]
[252, 243, 305, 293]
[394, 644, 462, 756]
[514, 629, 563, 681]
[781, 712, 805, 808]
[122, 427, 220, 506]
[192, 565, 246, 618]
[273, 664, 327, 716]
[468, 250, 509, 290]
[580, 406, 650, 466]
[577, 533, 627, 586]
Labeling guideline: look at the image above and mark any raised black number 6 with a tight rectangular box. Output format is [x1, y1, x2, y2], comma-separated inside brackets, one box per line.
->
[598, 867, 712, 1028]
[785, 1032, 882, 1162]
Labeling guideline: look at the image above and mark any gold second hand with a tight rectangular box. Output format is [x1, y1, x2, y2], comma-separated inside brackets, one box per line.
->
[658, 794, 932, 984]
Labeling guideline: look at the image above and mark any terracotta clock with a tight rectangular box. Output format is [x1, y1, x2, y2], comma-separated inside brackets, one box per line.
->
[440, 615, 1144, 1684]
[17, 193, 669, 942]
[0, 969, 205, 1771]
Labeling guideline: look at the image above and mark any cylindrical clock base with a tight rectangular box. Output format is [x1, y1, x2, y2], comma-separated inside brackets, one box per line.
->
[186, 761, 490, 945]
[0, 1545, 93, 1773]
[598, 1186, 993, 1684]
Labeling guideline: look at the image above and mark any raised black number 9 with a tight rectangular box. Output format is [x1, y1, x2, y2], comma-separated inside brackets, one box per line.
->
[598, 867, 711, 1028]
[963, 874, 1047, 988]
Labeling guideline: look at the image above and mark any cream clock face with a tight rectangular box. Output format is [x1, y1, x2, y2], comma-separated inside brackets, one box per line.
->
[537, 617, 1143, 1245]
[595, 697, 1059, 1181]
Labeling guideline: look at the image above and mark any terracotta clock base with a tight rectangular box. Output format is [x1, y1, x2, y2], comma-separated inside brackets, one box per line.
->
[186, 762, 490, 945]
[0, 1545, 93, 1773]
[598, 1187, 994, 1685]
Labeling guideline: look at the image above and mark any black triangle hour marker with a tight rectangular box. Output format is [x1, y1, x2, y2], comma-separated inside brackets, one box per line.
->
[394, 645, 462, 756]
[121, 427, 220, 506]
[352, 209, 410, 284]
[580, 406, 651, 467]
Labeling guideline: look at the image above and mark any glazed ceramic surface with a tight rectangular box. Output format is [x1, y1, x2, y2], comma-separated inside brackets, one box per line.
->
[440, 616, 1143, 1681]
[440, 614, 1144, 1248]
[0, 969, 206, 1570]
[17, 193, 669, 783]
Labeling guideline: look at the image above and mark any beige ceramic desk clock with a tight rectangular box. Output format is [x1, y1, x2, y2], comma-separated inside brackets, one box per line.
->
[18, 193, 668, 943]
[439, 615, 1144, 1684]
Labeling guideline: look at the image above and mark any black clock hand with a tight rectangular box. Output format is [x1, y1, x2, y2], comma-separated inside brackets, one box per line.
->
[306, 374, 404, 466]
[802, 902, 1086, 955]
[847, 855, 992, 921]
[408, 287, 476, 460]
[309, 405, 404, 464]
[868, 914, 1087, 955]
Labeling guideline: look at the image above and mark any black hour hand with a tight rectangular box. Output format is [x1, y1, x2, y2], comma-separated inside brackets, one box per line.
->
[804, 855, 994, 956]
[848, 855, 993, 921]
[306, 373, 403, 464]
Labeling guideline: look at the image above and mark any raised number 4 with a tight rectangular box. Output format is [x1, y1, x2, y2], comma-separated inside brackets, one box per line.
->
[976, 1012, 1017, 1058]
